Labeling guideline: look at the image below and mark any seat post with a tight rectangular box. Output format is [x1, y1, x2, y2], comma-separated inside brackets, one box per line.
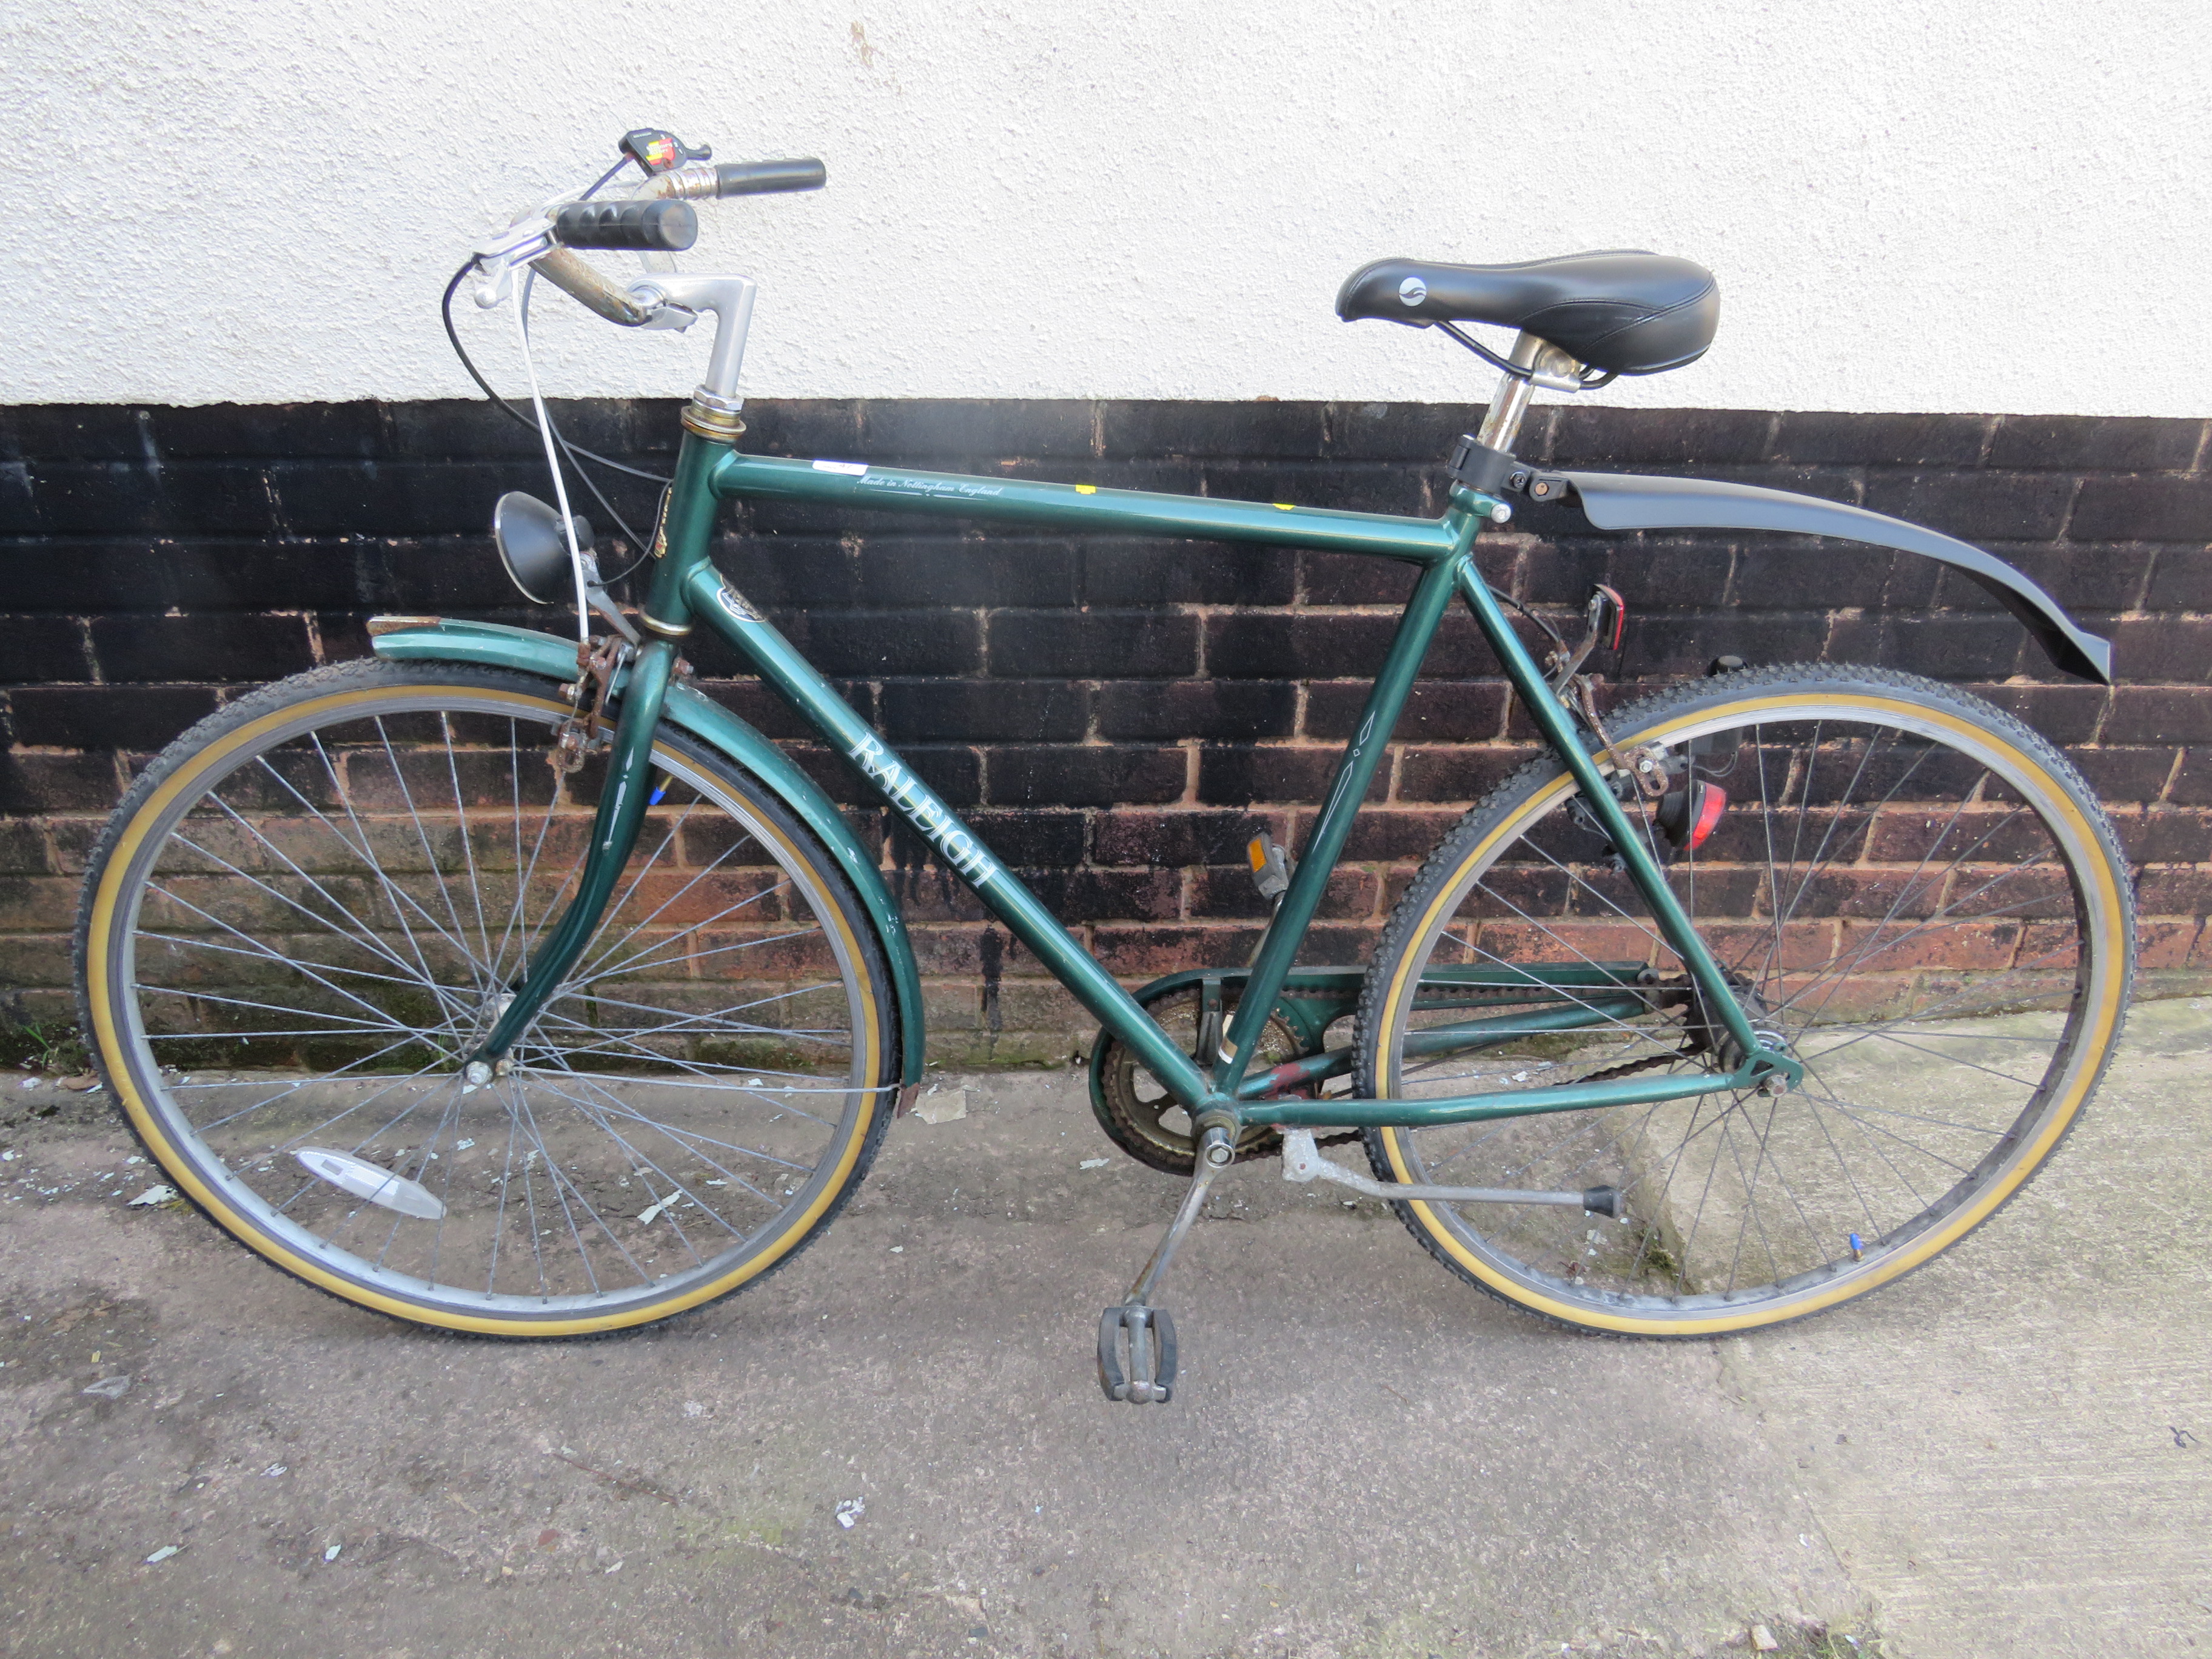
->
[1473, 331, 1584, 455]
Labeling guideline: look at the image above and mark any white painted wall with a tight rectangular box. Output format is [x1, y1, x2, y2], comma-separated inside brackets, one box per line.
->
[3, 0, 2207, 415]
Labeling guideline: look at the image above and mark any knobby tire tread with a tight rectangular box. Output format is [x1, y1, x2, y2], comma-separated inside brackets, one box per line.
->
[1351, 661, 2134, 1338]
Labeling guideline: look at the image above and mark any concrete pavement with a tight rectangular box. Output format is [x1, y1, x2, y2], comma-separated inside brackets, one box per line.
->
[0, 1002, 2206, 1658]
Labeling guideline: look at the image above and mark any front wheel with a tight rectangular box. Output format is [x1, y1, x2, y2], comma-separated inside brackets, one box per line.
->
[75, 659, 899, 1336]
[1355, 663, 2133, 1336]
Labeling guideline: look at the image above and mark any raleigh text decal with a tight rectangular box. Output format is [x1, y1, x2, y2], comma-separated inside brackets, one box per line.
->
[848, 735, 1000, 888]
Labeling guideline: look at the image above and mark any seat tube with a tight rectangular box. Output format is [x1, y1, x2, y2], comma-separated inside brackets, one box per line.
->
[1450, 554, 1771, 1066]
[1219, 546, 1472, 1089]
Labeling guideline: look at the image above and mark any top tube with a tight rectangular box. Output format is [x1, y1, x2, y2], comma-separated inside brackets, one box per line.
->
[709, 451, 1496, 563]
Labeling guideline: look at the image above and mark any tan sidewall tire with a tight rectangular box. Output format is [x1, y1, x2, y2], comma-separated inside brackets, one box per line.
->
[1358, 668, 2134, 1337]
[75, 662, 898, 1337]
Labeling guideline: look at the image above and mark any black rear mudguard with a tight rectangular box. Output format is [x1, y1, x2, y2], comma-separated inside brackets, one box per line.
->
[1560, 471, 2113, 684]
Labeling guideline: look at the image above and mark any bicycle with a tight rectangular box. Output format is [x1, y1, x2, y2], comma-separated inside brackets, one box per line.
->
[74, 129, 2133, 1404]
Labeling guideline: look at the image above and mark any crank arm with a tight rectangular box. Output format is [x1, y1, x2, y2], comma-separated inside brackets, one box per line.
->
[1279, 1128, 1626, 1218]
[1099, 1119, 1236, 1406]
[1125, 1123, 1235, 1306]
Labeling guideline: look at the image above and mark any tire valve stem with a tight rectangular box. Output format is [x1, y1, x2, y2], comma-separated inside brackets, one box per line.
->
[1848, 1231, 1865, 1262]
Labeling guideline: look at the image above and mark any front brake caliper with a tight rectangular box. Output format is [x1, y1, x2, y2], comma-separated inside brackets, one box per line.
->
[553, 634, 629, 774]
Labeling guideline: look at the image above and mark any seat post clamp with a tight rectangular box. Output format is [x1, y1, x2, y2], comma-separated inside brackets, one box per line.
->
[1447, 434, 1520, 497]
[1446, 434, 1573, 503]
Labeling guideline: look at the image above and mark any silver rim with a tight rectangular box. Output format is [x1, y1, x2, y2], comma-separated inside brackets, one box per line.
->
[1378, 689, 2124, 1319]
[107, 680, 879, 1319]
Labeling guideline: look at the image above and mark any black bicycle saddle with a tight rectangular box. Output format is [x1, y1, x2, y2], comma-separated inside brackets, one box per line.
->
[1335, 251, 1718, 375]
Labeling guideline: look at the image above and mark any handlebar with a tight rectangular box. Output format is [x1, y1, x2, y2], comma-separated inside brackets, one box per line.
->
[712, 159, 827, 196]
[530, 247, 655, 326]
[550, 199, 699, 252]
[490, 144, 826, 336]
[714, 158, 826, 196]
[635, 157, 826, 201]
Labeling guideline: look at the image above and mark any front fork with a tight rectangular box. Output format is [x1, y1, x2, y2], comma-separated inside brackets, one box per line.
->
[465, 636, 679, 1072]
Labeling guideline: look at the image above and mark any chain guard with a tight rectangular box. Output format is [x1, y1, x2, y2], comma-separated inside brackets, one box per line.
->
[1093, 976, 1707, 1178]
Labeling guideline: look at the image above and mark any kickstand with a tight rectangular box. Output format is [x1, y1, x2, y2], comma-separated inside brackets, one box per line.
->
[1099, 1121, 1233, 1404]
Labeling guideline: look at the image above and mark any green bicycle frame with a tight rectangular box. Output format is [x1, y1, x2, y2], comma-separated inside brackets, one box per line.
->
[472, 428, 1797, 1125]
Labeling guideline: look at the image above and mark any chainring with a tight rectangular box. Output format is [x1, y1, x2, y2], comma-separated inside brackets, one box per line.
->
[1090, 984, 1345, 1175]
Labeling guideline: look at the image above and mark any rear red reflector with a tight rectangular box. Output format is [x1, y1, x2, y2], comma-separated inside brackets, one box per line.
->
[1689, 784, 1727, 849]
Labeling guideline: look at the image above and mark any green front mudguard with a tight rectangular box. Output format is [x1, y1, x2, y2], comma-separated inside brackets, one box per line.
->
[369, 616, 927, 1088]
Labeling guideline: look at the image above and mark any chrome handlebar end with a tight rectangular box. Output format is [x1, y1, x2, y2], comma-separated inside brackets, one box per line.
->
[636, 161, 721, 201]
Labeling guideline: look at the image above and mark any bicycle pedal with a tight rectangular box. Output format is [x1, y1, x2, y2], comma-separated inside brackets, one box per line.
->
[1245, 836, 1292, 902]
[1097, 1302, 1178, 1404]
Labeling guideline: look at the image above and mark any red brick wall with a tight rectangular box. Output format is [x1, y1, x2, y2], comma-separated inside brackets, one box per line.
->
[1, 399, 2205, 1056]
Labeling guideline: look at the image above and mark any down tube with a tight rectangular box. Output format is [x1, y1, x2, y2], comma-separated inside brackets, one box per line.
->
[682, 562, 1215, 1107]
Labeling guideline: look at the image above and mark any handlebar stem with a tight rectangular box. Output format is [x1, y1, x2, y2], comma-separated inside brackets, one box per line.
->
[513, 250, 758, 403]
[635, 274, 759, 404]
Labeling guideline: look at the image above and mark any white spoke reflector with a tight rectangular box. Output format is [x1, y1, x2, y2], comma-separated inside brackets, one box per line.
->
[295, 1148, 447, 1221]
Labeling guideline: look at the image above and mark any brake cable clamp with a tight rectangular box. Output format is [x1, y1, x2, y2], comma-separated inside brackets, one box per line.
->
[624, 281, 699, 333]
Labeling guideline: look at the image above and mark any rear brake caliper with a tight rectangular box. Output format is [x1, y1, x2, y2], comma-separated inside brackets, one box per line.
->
[1569, 739, 1727, 866]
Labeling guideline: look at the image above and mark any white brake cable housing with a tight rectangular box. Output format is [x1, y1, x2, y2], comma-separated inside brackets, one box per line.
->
[506, 299, 594, 646]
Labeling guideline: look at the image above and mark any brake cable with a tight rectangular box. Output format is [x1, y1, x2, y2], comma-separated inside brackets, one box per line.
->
[1435, 320, 1620, 390]
[517, 270, 663, 577]
[438, 152, 672, 584]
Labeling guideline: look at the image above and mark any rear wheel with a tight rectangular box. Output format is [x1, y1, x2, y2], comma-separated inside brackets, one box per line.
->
[76, 660, 897, 1336]
[1356, 665, 2133, 1336]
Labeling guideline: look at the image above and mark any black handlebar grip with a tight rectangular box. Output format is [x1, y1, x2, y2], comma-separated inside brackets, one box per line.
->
[549, 199, 699, 252]
[714, 158, 827, 197]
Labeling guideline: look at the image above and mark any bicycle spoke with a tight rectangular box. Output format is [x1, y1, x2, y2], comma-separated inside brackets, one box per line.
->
[95, 674, 883, 1320]
[373, 717, 492, 999]
[1377, 679, 2123, 1321]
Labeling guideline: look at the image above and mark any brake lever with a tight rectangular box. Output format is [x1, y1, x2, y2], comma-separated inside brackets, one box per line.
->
[471, 206, 690, 329]
[469, 214, 555, 308]
[470, 158, 659, 310]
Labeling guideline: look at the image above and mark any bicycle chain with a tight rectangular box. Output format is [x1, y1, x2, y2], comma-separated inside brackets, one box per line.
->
[1125, 980, 1695, 1169]
[1230, 1125, 1358, 1164]
[1574, 1042, 1700, 1086]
